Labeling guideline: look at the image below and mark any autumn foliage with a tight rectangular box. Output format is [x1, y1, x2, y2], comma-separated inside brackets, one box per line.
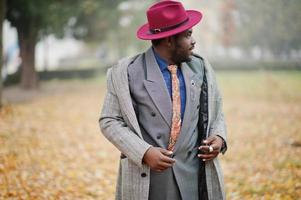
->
[1, 71, 301, 199]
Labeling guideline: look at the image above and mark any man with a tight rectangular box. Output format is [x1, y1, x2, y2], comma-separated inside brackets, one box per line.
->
[99, 1, 227, 200]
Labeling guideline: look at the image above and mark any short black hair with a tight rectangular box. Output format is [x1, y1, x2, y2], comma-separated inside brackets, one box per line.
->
[151, 38, 164, 47]
[151, 34, 181, 47]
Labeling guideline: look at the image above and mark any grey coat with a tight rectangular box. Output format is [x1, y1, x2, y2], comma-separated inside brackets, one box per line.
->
[99, 48, 227, 200]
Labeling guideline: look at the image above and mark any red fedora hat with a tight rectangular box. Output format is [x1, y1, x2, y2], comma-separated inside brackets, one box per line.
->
[137, 0, 203, 40]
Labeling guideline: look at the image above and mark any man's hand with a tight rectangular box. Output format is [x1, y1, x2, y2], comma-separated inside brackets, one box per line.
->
[142, 147, 176, 172]
[198, 135, 224, 162]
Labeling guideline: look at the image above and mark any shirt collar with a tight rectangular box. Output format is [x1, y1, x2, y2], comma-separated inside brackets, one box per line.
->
[152, 47, 168, 72]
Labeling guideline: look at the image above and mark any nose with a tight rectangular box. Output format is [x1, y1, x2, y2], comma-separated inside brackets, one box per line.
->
[191, 36, 196, 46]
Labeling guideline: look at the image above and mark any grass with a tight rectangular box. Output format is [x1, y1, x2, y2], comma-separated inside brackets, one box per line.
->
[0, 70, 300, 199]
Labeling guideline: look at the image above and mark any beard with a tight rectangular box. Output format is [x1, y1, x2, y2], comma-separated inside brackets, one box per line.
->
[170, 43, 192, 65]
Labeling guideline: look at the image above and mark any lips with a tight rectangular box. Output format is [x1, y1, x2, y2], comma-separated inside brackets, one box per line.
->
[189, 46, 194, 55]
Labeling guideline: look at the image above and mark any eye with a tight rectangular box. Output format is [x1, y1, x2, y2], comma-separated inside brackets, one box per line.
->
[186, 34, 191, 38]
[186, 31, 192, 38]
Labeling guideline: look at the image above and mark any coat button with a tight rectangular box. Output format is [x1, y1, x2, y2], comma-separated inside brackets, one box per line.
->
[188, 150, 192, 155]
[141, 173, 147, 177]
[197, 105, 200, 109]
[156, 135, 161, 139]
[151, 112, 156, 117]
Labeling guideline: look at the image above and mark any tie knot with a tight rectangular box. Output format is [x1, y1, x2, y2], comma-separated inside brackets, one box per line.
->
[167, 65, 177, 74]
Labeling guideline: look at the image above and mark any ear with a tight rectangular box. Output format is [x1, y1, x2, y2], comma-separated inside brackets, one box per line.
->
[166, 36, 175, 48]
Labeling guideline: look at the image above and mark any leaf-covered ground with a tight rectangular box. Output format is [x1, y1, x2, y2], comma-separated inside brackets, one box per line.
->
[1, 71, 300, 199]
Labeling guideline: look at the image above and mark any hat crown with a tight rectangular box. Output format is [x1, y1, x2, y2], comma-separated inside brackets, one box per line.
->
[147, 1, 188, 30]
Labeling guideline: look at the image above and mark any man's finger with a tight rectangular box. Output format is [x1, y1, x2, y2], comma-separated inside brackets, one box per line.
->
[199, 155, 216, 162]
[161, 154, 176, 164]
[155, 162, 173, 171]
[210, 143, 221, 152]
[159, 148, 173, 156]
[198, 153, 215, 159]
[202, 157, 215, 162]
[199, 145, 220, 155]
[203, 135, 217, 145]
[199, 145, 216, 152]
[159, 161, 173, 169]
[198, 145, 210, 153]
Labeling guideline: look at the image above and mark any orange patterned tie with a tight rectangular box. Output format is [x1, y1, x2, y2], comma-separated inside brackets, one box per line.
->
[167, 65, 182, 151]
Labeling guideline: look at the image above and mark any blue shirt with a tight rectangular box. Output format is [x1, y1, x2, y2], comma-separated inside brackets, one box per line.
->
[153, 48, 186, 120]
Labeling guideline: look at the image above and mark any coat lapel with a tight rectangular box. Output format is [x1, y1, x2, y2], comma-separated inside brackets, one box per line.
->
[143, 48, 172, 127]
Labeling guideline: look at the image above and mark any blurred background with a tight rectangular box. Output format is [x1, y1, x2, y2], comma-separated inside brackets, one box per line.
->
[0, 0, 300, 199]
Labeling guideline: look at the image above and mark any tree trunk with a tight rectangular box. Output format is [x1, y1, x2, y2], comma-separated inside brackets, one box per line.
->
[18, 30, 39, 89]
[0, 0, 5, 108]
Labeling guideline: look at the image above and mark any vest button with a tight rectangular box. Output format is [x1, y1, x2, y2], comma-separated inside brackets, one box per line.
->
[151, 112, 156, 117]
[156, 135, 161, 139]
[197, 105, 200, 109]
[141, 173, 147, 177]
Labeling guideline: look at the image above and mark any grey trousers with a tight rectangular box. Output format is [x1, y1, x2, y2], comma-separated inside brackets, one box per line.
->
[148, 162, 208, 200]
[148, 167, 182, 200]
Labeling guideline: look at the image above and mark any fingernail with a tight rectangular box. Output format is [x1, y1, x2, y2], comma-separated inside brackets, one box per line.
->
[203, 159, 206, 161]
[203, 140, 207, 143]
[198, 147, 201, 150]
[197, 154, 200, 157]
[169, 151, 173, 154]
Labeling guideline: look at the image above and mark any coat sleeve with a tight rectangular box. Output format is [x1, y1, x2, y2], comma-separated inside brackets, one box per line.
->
[99, 68, 152, 168]
[208, 66, 228, 154]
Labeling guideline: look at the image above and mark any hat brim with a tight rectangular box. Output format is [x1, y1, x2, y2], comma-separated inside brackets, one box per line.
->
[137, 10, 202, 40]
